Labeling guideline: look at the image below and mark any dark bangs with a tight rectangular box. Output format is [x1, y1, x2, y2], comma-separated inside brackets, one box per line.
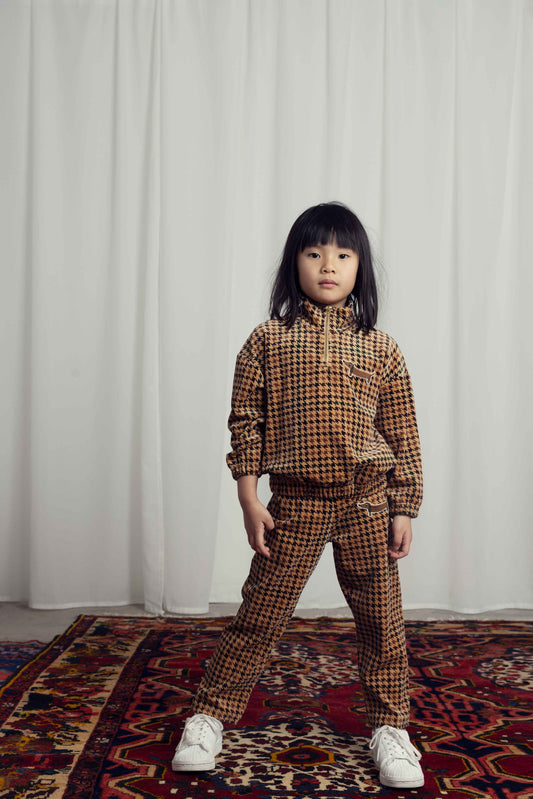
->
[269, 202, 378, 332]
[294, 204, 362, 254]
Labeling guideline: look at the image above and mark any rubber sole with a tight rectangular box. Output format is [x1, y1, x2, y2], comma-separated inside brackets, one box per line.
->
[380, 775, 424, 789]
[171, 759, 216, 772]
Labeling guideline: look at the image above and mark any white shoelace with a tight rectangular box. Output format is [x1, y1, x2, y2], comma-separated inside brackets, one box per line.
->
[183, 715, 220, 753]
[369, 726, 422, 767]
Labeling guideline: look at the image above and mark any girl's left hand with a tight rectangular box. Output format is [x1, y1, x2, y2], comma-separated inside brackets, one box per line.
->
[388, 515, 413, 560]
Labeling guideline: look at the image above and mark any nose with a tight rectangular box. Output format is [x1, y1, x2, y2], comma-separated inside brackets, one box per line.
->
[321, 256, 335, 273]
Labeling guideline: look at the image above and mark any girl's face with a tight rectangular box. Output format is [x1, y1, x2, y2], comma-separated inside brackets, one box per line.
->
[297, 241, 359, 308]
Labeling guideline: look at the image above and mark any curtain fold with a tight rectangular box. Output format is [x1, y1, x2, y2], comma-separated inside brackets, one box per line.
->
[0, 0, 531, 613]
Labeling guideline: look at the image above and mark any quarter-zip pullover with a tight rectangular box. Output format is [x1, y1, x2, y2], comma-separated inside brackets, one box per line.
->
[226, 298, 423, 517]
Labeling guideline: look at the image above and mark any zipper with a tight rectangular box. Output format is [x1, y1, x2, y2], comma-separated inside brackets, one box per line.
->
[324, 307, 331, 364]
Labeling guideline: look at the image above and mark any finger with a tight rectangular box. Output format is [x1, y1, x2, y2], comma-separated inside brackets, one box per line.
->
[256, 541, 271, 558]
[254, 539, 271, 558]
[388, 534, 403, 554]
[251, 526, 271, 558]
[264, 511, 275, 531]
[388, 548, 406, 560]
[388, 539, 409, 559]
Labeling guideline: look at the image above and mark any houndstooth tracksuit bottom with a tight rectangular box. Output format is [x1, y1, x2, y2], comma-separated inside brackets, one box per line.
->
[192, 475, 410, 729]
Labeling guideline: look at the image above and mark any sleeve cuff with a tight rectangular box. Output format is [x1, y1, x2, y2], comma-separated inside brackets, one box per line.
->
[226, 452, 263, 481]
[387, 495, 421, 519]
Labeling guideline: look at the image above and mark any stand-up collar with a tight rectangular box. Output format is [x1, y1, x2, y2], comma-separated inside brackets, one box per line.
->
[301, 296, 354, 330]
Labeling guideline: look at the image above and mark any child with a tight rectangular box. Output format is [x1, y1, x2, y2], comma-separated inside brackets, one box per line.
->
[172, 202, 424, 789]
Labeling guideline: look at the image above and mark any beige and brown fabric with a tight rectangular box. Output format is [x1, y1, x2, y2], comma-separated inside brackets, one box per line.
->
[226, 297, 423, 518]
[191, 299, 422, 727]
[193, 477, 410, 728]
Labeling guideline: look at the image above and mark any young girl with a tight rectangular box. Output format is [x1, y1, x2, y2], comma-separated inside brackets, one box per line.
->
[172, 202, 424, 789]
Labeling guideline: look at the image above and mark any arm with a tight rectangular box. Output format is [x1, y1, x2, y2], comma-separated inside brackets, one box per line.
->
[238, 475, 275, 558]
[226, 332, 273, 557]
[374, 342, 423, 519]
[226, 343, 266, 480]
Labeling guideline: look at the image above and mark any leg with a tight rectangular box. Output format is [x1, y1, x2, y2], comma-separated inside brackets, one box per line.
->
[332, 497, 410, 729]
[192, 494, 331, 723]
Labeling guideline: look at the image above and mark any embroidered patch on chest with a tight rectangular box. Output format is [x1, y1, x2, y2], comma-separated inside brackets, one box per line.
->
[342, 361, 375, 383]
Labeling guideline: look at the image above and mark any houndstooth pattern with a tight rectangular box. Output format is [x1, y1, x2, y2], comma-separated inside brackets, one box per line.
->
[191, 300, 422, 728]
[226, 298, 423, 517]
[192, 479, 410, 728]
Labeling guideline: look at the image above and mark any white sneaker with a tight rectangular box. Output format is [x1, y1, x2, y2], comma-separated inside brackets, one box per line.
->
[369, 725, 424, 789]
[172, 713, 223, 772]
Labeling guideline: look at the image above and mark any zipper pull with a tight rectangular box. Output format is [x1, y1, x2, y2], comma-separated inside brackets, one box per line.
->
[324, 307, 330, 364]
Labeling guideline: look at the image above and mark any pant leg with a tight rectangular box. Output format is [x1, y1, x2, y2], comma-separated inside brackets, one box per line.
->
[192, 493, 332, 723]
[331, 491, 410, 729]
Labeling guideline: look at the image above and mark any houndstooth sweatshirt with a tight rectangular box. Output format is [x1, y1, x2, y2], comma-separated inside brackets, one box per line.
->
[226, 297, 423, 518]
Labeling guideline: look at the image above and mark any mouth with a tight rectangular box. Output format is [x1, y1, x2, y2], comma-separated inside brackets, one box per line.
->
[319, 280, 337, 287]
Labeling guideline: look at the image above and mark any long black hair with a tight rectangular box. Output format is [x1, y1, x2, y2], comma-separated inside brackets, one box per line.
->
[269, 202, 378, 331]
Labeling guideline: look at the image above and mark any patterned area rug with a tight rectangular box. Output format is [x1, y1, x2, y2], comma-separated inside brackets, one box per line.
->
[0, 616, 532, 798]
[0, 642, 45, 689]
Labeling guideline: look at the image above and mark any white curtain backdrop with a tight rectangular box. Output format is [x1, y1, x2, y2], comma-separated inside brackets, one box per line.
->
[1, 0, 532, 614]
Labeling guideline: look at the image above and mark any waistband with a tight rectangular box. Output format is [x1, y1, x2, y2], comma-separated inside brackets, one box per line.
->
[269, 474, 387, 500]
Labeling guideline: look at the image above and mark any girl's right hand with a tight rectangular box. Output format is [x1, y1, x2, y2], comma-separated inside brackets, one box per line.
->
[242, 501, 275, 558]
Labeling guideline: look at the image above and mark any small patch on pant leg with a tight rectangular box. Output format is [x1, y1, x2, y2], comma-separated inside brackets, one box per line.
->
[357, 499, 388, 517]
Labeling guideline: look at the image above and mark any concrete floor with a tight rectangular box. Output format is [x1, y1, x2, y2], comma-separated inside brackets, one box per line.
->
[1, 602, 532, 643]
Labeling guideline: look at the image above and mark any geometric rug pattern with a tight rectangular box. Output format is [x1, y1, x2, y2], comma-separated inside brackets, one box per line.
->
[0, 642, 44, 690]
[0, 615, 532, 798]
